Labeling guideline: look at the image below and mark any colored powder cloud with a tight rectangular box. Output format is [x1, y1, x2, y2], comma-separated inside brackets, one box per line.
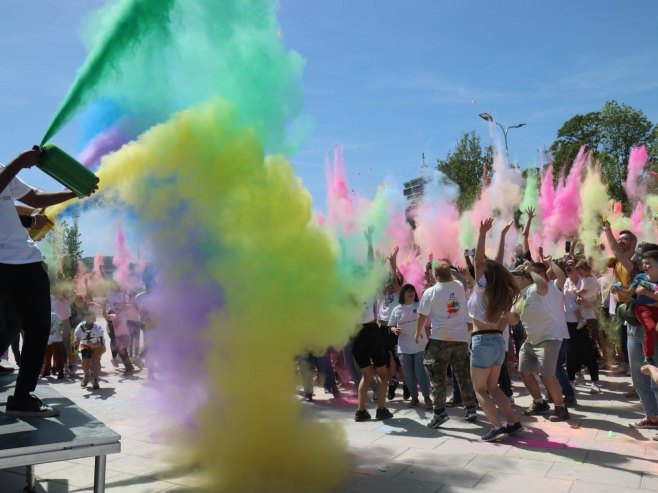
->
[94, 99, 380, 492]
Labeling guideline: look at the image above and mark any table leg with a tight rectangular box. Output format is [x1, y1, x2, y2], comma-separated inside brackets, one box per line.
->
[93, 455, 107, 493]
[24, 465, 35, 492]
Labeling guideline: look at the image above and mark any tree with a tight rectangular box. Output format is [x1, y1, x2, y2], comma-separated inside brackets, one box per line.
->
[436, 131, 494, 211]
[551, 100, 655, 203]
[62, 219, 83, 279]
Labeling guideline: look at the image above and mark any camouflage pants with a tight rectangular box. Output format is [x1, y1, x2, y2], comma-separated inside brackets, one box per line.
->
[424, 339, 478, 412]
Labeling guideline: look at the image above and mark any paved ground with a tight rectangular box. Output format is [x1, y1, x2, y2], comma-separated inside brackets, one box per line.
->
[0, 348, 657, 493]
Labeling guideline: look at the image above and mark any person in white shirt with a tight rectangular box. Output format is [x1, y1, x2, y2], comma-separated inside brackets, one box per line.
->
[42, 312, 64, 379]
[564, 259, 601, 393]
[415, 261, 479, 428]
[0, 147, 95, 418]
[389, 284, 431, 409]
[467, 218, 522, 442]
[510, 260, 570, 422]
[74, 313, 106, 389]
[52, 288, 75, 371]
[353, 227, 393, 422]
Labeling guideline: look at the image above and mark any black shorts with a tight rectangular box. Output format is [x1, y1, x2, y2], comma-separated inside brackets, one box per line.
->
[352, 322, 388, 369]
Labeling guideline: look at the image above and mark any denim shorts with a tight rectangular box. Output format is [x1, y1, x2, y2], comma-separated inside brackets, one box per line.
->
[470, 332, 506, 369]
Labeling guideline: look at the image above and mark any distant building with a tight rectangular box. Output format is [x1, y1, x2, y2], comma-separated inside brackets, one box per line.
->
[403, 177, 426, 204]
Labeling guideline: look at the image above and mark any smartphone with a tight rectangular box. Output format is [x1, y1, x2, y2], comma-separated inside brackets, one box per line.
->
[565, 240, 571, 254]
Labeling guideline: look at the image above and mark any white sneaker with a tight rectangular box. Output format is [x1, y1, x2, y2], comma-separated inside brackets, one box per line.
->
[590, 382, 601, 394]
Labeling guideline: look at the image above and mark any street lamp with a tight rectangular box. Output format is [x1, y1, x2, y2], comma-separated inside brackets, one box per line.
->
[478, 112, 526, 156]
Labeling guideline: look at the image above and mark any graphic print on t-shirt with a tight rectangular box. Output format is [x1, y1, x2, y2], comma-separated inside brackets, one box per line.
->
[447, 292, 460, 317]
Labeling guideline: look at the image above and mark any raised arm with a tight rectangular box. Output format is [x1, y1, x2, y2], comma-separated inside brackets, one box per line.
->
[475, 218, 494, 281]
[389, 246, 401, 291]
[496, 219, 514, 264]
[602, 219, 634, 273]
[0, 147, 42, 193]
[549, 259, 567, 290]
[530, 270, 549, 296]
[522, 207, 535, 255]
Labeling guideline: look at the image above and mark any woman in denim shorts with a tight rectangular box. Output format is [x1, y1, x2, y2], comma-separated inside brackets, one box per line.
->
[468, 218, 522, 442]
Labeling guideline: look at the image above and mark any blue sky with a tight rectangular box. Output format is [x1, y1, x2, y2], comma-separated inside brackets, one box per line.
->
[2, 0, 658, 255]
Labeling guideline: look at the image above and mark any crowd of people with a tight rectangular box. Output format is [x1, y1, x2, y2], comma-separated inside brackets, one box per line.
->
[300, 208, 658, 442]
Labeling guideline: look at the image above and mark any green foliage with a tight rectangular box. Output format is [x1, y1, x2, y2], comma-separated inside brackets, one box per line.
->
[551, 100, 655, 203]
[436, 131, 493, 211]
[62, 219, 83, 279]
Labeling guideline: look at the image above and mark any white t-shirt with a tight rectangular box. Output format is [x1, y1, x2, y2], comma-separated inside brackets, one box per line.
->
[388, 302, 426, 354]
[74, 322, 105, 346]
[515, 281, 565, 344]
[378, 291, 399, 323]
[0, 165, 42, 264]
[563, 276, 580, 323]
[48, 313, 63, 344]
[546, 280, 569, 339]
[577, 276, 599, 320]
[467, 276, 489, 324]
[418, 280, 470, 342]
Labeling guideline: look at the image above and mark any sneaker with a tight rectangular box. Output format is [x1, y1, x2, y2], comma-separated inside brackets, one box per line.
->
[424, 397, 433, 410]
[590, 383, 601, 394]
[464, 407, 477, 422]
[408, 397, 420, 408]
[303, 393, 313, 402]
[123, 368, 134, 376]
[427, 412, 450, 429]
[481, 426, 508, 442]
[376, 407, 393, 420]
[0, 365, 15, 373]
[5, 395, 59, 418]
[57, 371, 64, 380]
[92, 379, 100, 390]
[505, 422, 524, 435]
[563, 395, 577, 407]
[354, 409, 371, 422]
[629, 417, 658, 429]
[524, 400, 550, 416]
[402, 384, 411, 400]
[445, 394, 463, 407]
[80, 377, 89, 388]
[549, 405, 570, 422]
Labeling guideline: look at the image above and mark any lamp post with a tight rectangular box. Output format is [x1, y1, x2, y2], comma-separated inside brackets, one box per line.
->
[478, 112, 526, 156]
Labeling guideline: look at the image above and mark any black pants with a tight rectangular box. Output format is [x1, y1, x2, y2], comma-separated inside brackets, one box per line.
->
[0, 262, 51, 396]
[566, 321, 599, 381]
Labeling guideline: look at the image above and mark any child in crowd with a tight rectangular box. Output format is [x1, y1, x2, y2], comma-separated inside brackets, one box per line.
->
[627, 250, 658, 364]
[74, 313, 106, 389]
[43, 311, 65, 379]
